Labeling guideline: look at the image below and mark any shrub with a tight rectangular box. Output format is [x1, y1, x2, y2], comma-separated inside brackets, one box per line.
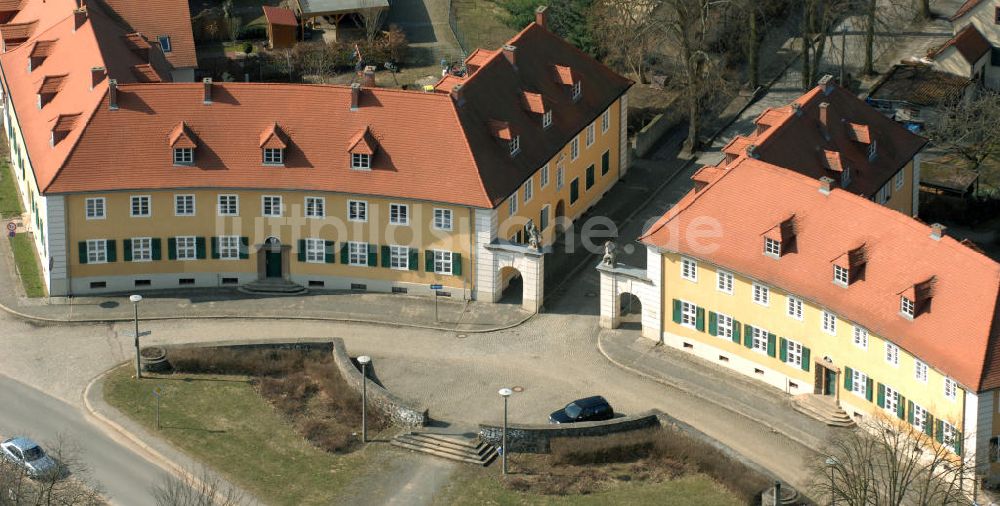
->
[238, 25, 266, 41]
[167, 347, 309, 376]
[551, 430, 657, 465]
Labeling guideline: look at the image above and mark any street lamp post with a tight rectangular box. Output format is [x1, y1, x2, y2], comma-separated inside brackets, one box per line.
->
[498, 387, 513, 476]
[825, 456, 838, 505]
[130, 294, 143, 379]
[358, 356, 371, 443]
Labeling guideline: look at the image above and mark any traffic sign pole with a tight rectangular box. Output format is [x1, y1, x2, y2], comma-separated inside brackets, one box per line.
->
[430, 284, 443, 323]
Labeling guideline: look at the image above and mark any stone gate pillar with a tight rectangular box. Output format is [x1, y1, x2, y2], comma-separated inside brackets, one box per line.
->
[599, 266, 621, 329]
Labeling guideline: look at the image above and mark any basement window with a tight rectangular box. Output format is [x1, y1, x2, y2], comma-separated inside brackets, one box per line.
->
[89, 281, 107, 289]
[351, 283, 367, 291]
[134, 279, 151, 287]
[178, 278, 195, 285]
[392, 287, 408, 294]
[308, 280, 325, 288]
[221, 277, 239, 285]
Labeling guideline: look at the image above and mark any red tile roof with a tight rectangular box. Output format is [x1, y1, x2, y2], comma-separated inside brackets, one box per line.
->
[258, 123, 288, 149]
[28, 37, 54, 57]
[168, 122, 196, 148]
[37, 73, 67, 94]
[521, 91, 546, 114]
[640, 158, 1000, 391]
[951, 0, 984, 20]
[346, 127, 376, 155]
[102, 0, 197, 69]
[262, 6, 297, 27]
[934, 24, 991, 64]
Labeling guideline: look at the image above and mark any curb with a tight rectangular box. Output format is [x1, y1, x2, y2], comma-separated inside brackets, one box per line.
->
[596, 331, 822, 454]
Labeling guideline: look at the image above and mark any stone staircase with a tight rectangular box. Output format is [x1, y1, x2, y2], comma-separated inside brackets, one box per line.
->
[237, 278, 308, 295]
[791, 394, 856, 427]
[391, 431, 497, 466]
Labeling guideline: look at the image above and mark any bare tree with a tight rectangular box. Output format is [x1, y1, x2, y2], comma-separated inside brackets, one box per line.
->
[355, 0, 387, 43]
[293, 43, 336, 83]
[0, 434, 105, 505]
[810, 413, 974, 505]
[800, 0, 850, 89]
[926, 89, 1000, 175]
[589, 0, 663, 84]
[150, 466, 250, 506]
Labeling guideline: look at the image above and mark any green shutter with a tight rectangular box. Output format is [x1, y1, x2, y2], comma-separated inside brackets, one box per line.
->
[708, 311, 717, 336]
[211, 237, 219, 259]
[732, 320, 741, 344]
[325, 241, 335, 263]
[586, 165, 595, 189]
[779, 338, 787, 362]
[602, 150, 610, 175]
[570, 179, 579, 203]
[123, 239, 132, 262]
[239, 237, 249, 259]
[381, 246, 391, 267]
[866, 377, 874, 402]
[743, 324, 753, 348]
[298, 239, 306, 262]
[106, 240, 116, 262]
[196, 237, 206, 259]
[168, 238, 177, 260]
[78, 241, 88, 264]
[897, 395, 906, 420]
[877, 383, 885, 408]
[800, 346, 810, 371]
[907, 400, 914, 424]
[925, 414, 934, 437]
[367, 244, 377, 266]
[954, 430, 962, 455]
[767, 333, 776, 358]
[409, 249, 418, 270]
[341, 243, 349, 264]
[452, 253, 462, 276]
[671, 299, 682, 324]
[425, 250, 435, 272]
[844, 367, 853, 391]
[695, 307, 705, 332]
[151, 238, 161, 261]
[935, 420, 944, 443]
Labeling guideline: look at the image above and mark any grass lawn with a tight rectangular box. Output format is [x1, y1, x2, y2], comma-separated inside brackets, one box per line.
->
[434, 466, 744, 506]
[9, 234, 45, 297]
[0, 159, 22, 218]
[451, 0, 517, 53]
[103, 366, 378, 506]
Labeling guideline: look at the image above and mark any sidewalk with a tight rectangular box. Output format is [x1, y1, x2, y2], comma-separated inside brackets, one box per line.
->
[598, 329, 841, 452]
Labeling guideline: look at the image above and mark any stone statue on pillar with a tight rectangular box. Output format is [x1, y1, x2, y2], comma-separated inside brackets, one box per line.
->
[602, 241, 616, 266]
[526, 220, 541, 251]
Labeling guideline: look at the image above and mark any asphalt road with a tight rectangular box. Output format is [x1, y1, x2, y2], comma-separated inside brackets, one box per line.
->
[0, 375, 172, 506]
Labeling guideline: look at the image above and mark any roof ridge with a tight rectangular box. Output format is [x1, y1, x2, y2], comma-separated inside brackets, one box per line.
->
[445, 92, 494, 208]
[641, 160, 742, 241]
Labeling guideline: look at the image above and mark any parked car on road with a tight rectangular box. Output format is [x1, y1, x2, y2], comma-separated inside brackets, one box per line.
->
[549, 396, 614, 424]
[1, 437, 58, 478]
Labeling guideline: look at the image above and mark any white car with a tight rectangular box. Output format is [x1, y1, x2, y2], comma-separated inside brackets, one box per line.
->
[1, 437, 58, 478]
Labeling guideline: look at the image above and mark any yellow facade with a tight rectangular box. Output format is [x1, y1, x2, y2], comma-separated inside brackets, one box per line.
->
[658, 251, 965, 432]
[881, 160, 915, 216]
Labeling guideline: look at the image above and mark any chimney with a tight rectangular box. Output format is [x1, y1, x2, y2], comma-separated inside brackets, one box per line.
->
[819, 176, 833, 195]
[790, 103, 802, 116]
[450, 83, 464, 106]
[535, 5, 548, 28]
[819, 102, 829, 128]
[502, 44, 516, 68]
[930, 223, 946, 240]
[108, 78, 118, 110]
[202, 77, 212, 104]
[745, 144, 757, 158]
[818, 74, 834, 95]
[90, 66, 105, 90]
[362, 65, 376, 88]
[73, 7, 87, 31]
[350, 82, 360, 111]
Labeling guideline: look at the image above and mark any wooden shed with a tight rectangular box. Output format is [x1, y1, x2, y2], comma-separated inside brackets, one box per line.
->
[262, 6, 299, 49]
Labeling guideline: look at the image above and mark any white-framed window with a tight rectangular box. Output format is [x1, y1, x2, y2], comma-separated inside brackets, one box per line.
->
[885, 342, 900, 366]
[263, 147, 283, 165]
[351, 153, 371, 170]
[433, 208, 453, 230]
[944, 378, 958, 401]
[876, 183, 891, 204]
[509, 135, 520, 156]
[915, 360, 928, 383]
[586, 123, 595, 147]
[509, 190, 518, 215]
[716, 312, 734, 339]
[911, 403, 928, 432]
[786, 296, 803, 320]
[556, 165, 565, 190]
[524, 178, 533, 203]
[601, 109, 610, 133]
[348, 200, 367, 222]
[304, 238, 324, 263]
[941, 421, 957, 450]
[681, 257, 697, 282]
[868, 139, 878, 160]
[894, 169, 904, 190]
[389, 203, 409, 225]
[432, 250, 454, 274]
[542, 110, 552, 129]
[174, 194, 195, 216]
[884, 385, 899, 414]
[786, 339, 803, 368]
[751, 326, 768, 354]
[175, 236, 196, 260]
[305, 197, 325, 218]
[716, 270, 733, 294]
[900, 296, 915, 318]
[219, 235, 240, 260]
[571, 137, 579, 160]
[834, 264, 849, 285]
[852, 369, 868, 398]
[764, 237, 781, 257]
[752, 283, 769, 306]
[348, 242, 368, 266]
[85, 197, 105, 219]
[86, 239, 107, 264]
[158, 35, 172, 52]
[173, 147, 193, 165]
[680, 300, 697, 328]
[540, 164, 550, 188]
[389, 245, 409, 270]
[853, 326, 868, 349]
[130, 195, 150, 217]
[218, 194, 239, 216]
[822, 311, 837, 335]
[262, 195, 282, 217]
[540, 205, 550, 231]
[131, 237, 152, 262]
[572, 81, 582, 100]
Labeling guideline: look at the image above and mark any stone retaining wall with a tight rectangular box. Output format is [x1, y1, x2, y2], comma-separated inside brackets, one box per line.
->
[479, 410, 663, 453]
[330, 338, 428, 427]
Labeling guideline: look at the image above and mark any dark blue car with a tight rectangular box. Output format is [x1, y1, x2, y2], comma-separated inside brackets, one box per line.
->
[549, 396, 614, 424]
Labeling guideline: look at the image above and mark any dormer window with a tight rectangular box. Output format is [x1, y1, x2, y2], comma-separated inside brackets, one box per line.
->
[841, 166, 851, 188]
[572, 81, 582, 101]
[764, 237, 781, 257]
[542, 110, 552, 129]
[509, 135, 520, 156]
[157, 35, 172, 53]
[351, 153, 371, 170]
[263, 148, 284, 165]
[173, 147, 193, 165]
[834, 265, 849, 286]
[761, 215, 795, 259]
[900, 296, 915, 319]
[899, 277, 934, 319]
[868, 139, 878, 160]
[832, 244, 866, 287]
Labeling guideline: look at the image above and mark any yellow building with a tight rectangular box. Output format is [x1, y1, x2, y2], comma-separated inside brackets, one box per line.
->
[1, 3, 631, 310]
[601, 157, 1000, 481]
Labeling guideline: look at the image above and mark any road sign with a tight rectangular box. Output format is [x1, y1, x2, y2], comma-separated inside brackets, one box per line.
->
[430, 284, 443, 290]
[152, 386, 162, 397]
[5, 223, 14, 237]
